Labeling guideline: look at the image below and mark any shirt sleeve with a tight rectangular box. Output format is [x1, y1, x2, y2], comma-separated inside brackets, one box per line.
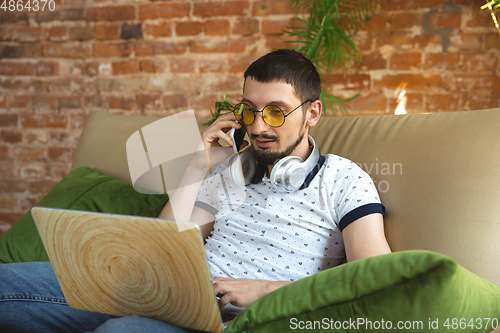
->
[194, 161, 227, 216]
[331, 159, 386, 231]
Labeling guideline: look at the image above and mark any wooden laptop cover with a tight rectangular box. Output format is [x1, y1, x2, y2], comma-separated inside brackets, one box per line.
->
[32, 207, 224, 333]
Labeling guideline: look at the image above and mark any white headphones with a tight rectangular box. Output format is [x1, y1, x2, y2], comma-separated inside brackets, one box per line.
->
[228, 135, 319, 192]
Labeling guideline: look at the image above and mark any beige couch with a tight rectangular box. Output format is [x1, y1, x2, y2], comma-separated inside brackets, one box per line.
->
[74, 108, 500, 290]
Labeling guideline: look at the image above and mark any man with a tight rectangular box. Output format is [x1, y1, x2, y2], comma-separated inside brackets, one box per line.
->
[0, 49, 390, 333]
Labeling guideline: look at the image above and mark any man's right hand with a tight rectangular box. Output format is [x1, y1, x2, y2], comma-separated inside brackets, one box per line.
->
[191, 111, 248, 171]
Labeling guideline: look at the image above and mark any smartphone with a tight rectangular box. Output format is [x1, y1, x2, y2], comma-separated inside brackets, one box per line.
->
[229, 124, 246, 154]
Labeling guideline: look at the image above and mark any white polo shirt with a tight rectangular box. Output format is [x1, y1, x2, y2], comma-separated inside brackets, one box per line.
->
[195, 153, 385, 282]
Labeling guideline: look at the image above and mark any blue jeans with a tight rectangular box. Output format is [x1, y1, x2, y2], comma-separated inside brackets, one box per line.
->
[0, 262, 204, 333]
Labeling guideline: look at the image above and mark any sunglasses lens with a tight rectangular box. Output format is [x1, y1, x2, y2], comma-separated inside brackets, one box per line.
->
[233, 103, 253, 125]
[263, 105, 284, 127]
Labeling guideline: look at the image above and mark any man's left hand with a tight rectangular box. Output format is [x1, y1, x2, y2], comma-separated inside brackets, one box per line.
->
[212, 277, 290, 309]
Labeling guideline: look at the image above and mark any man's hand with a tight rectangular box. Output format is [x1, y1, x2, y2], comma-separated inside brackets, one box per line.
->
[192, 112, 248, 171]
[212, 277, 291, 309]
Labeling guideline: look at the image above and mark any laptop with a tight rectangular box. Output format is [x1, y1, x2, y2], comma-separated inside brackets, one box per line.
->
[32, 207, 235, 333]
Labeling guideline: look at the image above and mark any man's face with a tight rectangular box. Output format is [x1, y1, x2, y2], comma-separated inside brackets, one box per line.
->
[242, 77, 310, 167]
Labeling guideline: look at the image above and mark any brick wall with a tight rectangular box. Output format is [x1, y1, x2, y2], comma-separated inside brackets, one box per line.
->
[0, 0, 499, 235]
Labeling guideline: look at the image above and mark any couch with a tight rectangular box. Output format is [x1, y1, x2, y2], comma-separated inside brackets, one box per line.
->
[1, 108, 499, 333]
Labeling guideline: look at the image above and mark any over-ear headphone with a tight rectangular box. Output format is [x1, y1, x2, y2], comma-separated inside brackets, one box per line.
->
[228, 135, 319, 192]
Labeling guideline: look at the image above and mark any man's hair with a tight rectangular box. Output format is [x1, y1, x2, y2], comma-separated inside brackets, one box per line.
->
[244, 49, 321, 103]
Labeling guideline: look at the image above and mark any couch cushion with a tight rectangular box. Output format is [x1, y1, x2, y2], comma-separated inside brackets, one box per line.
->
[0, 167, 169, 263]
[225, 250, 500, 333]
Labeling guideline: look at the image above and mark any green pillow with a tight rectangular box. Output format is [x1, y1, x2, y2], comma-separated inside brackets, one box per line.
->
[225, 250, 500, 333]
[0, 167, 169, 263]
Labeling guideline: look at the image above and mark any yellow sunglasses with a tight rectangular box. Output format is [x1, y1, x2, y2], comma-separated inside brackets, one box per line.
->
[233, 100, 312, 128]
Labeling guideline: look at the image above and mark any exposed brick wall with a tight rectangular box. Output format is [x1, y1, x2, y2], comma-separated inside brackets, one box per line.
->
[0, 0, 499, 235]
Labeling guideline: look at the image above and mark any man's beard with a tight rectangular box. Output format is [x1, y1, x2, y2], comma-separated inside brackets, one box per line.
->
[251, 129, 306, 166]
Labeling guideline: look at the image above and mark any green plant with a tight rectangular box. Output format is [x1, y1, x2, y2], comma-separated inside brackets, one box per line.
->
[286, 0, 381, 115]
[481, 0, 500, 37]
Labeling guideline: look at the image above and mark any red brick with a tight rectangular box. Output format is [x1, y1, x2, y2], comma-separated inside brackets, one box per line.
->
[163, 95, 187, 110]
[455, 75, 500, 95]
[195, 1, 249, 17]
[253, 1, 292, 16]
[465, 11, 493, 28]
[33, 96, 58, 111]
[14, 146, 46, 162]
[0, 96, 7, 108]
[0, 114, 18, 126]
[0, 130, 22, 143]
[21, 114, 68, 128]
[361, 15, 386, 33]
[426, 94, 460, 111]
[192, 94, 218, 110]
[204, 19, 230, 36]
[190, 39, 246, 53]
[262, 19, 289, 35]
[0, 45, 43, 58]
[0, 195, 20, 210]
[137, 94, 162, 111]
[93, 42, 135, 57]
[139, 3, 190, 20]
[379, 0, 443, 10]
[29, 179, 58, 195]
[10, 94, 32, 108]
[424, 53, 460, 70]
[373, 74, 441, 92]
[42, 27, 68, 42]
[233, 18, 259, 36]
[144, 23, 172, 38]
[0, 62, 34, 76]
[170, 58, 195, 73]
[176, 22, 203, 36]
[95, 24, 121, 40]
[211, 76, 241, 92]
[59, 96, 81, 109]
[35, 61, 59, 76]
[0, 178, 27, 193]
[388, 13, 424, 30]
[464, 96, 499, 110]
[140, 60, 166, 74]
[200, 60, 224, 73]
[357, 53, 387, 70]
[428, 12, 461, 30]
[463, 53, 498, 72]
[17, 27, 42, 43]
[44, 43, 92, 58]
[136, 41, 187, 56]
[265, 36, 300, 50]
[69, 26, 94, 41]
[25, 131, 49, 145]
[109, 96, 137, 110]
[449, 33, 482, 51]
[87, 6, 135, 21]
[390, 53, 422, 70]
[48, 147, 74, 163]
[113, 60, 140, 75]
[229, 55, 255, 73]
[346, 92, 386, 113]
[376, 33, 442, 50]
[323, 75, 371, 91]
[485, 33, 500, 49]
[0, 146, 8, 159]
